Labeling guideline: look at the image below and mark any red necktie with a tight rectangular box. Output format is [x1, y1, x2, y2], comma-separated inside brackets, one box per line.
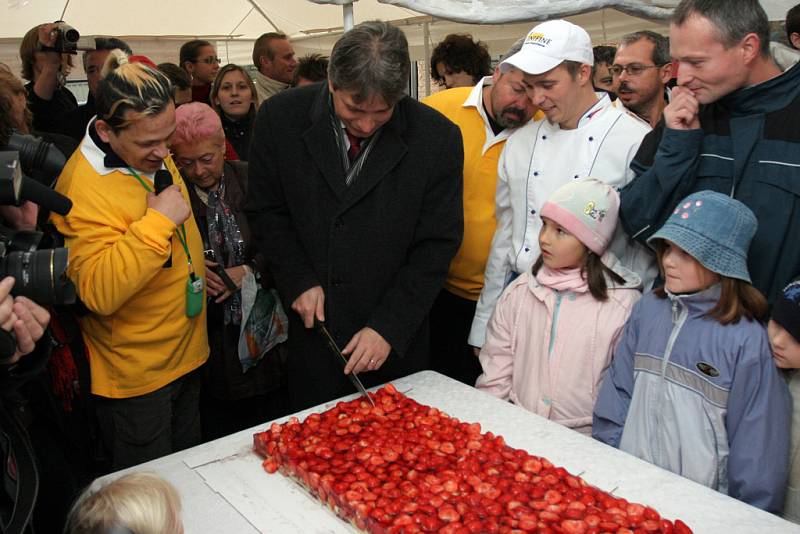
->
[346, 131, 362, 163]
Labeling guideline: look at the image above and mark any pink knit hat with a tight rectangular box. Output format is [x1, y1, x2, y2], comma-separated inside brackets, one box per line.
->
[539, 178, 619, 255]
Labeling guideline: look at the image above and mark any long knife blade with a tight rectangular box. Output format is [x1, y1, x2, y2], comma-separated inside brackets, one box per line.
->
[314, 320, 376, 406]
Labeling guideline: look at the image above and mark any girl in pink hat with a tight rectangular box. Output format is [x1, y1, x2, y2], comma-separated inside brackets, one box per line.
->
[476, 178, 641, 435]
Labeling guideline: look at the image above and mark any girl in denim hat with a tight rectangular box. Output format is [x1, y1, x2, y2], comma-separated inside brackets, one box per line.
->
[768, 276, 800, 523]
[476, 179, 642, 435]
[594, 190, 792, 513]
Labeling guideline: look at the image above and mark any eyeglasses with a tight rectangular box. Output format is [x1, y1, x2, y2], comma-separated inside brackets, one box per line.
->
[194, 56, 221, 65]
[609, 63, 665, 77]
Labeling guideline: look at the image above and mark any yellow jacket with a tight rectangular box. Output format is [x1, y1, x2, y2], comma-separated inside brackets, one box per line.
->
[51, 139, 208, 399]
[423, 80, 541, 301]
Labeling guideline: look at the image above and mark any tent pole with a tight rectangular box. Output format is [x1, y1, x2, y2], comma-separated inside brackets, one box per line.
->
[423, 21, 431, 97]
[343, 2, 355, 32]
[246, 0, 282, 33]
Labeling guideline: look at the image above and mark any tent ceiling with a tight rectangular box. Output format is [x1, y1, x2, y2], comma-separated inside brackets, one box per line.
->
[375, 0, 674, 24]
[0, 0, 420, 40]
[2, 0, 793, 41]
[0, 1, 792, 82]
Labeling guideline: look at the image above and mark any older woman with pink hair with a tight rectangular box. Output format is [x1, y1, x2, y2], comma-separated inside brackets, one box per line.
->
[171, 102, 288, 439]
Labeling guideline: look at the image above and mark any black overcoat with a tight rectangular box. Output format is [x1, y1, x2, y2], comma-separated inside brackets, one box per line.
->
[245, 83, 464, 410]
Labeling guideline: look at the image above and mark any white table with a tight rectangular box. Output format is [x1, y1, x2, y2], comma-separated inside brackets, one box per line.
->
[96, 371, 799, 533]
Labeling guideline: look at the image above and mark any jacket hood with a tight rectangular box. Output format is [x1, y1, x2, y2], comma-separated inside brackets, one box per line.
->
[719, 60, 800, 116]
[601, 251, 643, 291]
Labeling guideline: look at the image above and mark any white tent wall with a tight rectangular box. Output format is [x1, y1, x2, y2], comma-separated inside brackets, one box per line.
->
[0, 1, 793, 87]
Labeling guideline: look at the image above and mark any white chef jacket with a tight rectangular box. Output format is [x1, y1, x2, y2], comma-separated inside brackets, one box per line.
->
[469, 93, 657, 348]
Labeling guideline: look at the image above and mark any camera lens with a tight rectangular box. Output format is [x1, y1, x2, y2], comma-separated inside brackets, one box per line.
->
[63, 27, 80, 44]
[0, 248, 76, 305]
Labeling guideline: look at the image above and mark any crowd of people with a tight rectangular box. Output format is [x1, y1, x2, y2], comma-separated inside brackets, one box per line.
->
[0, 0, 799, 532]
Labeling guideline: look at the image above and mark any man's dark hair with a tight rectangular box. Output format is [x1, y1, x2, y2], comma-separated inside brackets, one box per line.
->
[157, 62, 191, 91]
[592, 45, 617, 79]
[179, 39, 213, 71]
[619, 30, 670, 66]
[787, 4, 800, 48]
[593, 45, 617, 67]
[292, 53, 329, 86]
[83, 37, 132, 71]
[429, 34, 491, 86]
[672, 0, 771, 57]
[252, 32, 288, 68]
[329, 20, 409, 106]
[93, 37, 132, 55]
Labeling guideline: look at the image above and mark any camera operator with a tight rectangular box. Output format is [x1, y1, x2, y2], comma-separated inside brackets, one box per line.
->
[0, 64, 78, 183]
[19, 24, 78, 136]
[0, 275, 52, 534]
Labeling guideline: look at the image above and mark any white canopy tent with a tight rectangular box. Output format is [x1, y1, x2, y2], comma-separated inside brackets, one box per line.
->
[0, 0, 794, 83]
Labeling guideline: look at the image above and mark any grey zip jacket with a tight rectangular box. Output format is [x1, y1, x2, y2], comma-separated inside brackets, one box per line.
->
[593, 285, 792, 513]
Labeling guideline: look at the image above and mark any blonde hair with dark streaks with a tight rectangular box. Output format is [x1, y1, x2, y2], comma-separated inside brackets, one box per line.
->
[96, 49, 173, 132]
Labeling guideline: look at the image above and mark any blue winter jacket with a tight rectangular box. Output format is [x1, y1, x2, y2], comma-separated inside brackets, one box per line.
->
[593, 286, 792, 513]
[619, 62, 800, 305]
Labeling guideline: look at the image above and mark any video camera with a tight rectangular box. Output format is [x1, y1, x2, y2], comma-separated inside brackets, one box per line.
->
[0, 133, 75, 307]
[39, 21, 91, 55]
[52, 22, 80, 54]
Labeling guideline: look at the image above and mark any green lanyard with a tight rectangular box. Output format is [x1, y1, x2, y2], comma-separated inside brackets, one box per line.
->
[127, 167, 195, 276]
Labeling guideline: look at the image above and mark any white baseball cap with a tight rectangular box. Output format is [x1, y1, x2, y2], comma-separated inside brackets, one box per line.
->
[501, 20, 594, 75]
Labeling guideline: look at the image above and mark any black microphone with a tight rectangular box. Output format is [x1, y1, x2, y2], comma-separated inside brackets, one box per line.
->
[154, 169, 173, 268]
[154, 169, 173, 194]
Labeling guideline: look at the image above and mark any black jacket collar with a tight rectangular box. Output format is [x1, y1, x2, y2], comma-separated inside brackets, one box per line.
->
[88, 120, 128, 169]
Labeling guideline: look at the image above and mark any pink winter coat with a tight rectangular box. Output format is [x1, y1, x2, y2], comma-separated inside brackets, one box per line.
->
[476, 254, 641, 435]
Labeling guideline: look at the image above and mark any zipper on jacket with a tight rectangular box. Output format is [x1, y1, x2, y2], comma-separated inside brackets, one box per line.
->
[655, 296, 689, 466]
[662, 297, 688, 377]
[548, 291, 564, 357]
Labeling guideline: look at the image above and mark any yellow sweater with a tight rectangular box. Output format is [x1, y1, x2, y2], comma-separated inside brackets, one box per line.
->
[51, 150, 209, 399]
[423, 85, 541, 301]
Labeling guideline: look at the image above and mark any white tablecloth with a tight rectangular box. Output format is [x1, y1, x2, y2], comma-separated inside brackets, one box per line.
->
[96, 371, 798, 533]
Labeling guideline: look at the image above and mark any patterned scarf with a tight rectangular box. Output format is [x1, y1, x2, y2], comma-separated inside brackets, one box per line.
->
[201, 176, 246, 325]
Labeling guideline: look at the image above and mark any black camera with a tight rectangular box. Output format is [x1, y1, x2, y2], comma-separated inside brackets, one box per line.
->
[0, 150, 75, 306]
[50, 22, 81, 55]
[203, 248, 238, 292]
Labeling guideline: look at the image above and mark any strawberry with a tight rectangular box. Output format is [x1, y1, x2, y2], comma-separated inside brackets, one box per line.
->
[262, 458, 278, 474]
[253, 386, 690, 534]
[544, 490, 563, 505]
[561, 519, 588, 534]
[438, 505, 461, 523]
[674, 519, 693, 534]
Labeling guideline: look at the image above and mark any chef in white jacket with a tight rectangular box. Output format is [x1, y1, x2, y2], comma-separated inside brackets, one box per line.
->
[469, 20, 656, 350]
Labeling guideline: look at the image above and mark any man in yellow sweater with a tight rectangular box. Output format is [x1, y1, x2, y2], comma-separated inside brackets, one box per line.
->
[51, 54, 209, 470]
[423, 41, 541, 385]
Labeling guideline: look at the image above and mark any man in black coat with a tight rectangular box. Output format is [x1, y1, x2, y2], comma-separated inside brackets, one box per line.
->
[246, 21, 464, 411]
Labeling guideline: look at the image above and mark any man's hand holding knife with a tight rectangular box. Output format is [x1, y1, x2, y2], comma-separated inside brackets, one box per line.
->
[292, 285, 390, 374]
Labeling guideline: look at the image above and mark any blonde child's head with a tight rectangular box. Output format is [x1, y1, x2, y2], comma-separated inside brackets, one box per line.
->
[65, 472, 183, 534]
[769, 278, 800, 370]
[534, 178, 625, 300]
[648, 190, 767, 324]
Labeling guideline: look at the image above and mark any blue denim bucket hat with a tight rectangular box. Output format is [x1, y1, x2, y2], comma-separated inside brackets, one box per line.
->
[647, 190, 757, 283]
